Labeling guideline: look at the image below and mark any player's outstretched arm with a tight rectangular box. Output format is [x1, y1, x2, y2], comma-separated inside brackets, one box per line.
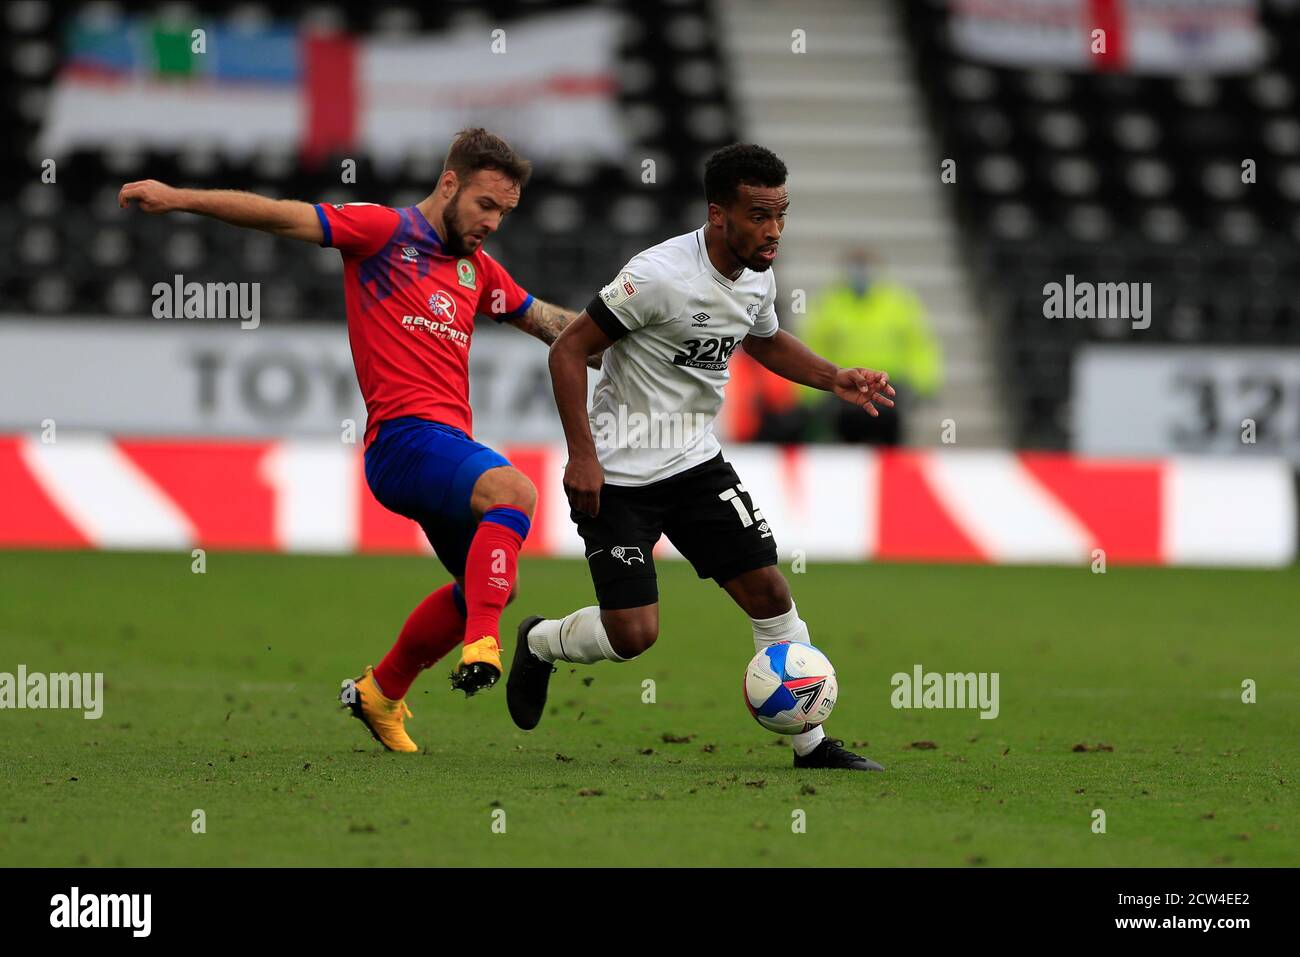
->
[743, 329, 896, 417]
[506, 299, 603, 368]
[118, 179, 323, 244]
[549, 312, 614, 515]
[507, 298, 575, 344]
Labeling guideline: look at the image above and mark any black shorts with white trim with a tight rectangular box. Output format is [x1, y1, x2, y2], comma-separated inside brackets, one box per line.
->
[572, 453, 778, 609]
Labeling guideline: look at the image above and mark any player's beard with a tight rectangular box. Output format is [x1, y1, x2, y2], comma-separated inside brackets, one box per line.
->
[722, 219, 774, 273]
[441, 190, 477, 257]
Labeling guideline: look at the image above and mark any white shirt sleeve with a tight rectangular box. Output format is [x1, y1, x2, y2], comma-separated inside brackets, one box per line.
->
[749, 273, 780, 338]
[595, 252, 679, 335]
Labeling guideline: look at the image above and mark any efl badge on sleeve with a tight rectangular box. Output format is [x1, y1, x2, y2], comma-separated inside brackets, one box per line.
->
[600, 272, 637, 307]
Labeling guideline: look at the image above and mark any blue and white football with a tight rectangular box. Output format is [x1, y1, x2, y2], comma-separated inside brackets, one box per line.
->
[743, 641, 837, 734]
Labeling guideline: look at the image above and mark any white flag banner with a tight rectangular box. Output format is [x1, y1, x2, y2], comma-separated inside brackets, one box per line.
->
[950, 0, 1266, 74]
[38, 8, 627, 163]
[360, 9, 626, 165]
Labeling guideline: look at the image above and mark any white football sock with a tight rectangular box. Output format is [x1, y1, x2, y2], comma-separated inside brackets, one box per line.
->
[751, 602, 808, 651]
[528, 606, 628, 664]
[791, 724, 827, 756]
[750, 602, 827, 757]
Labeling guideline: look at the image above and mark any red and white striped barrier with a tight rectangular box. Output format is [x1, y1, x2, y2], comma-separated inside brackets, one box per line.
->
[0, 435, 1293, 566]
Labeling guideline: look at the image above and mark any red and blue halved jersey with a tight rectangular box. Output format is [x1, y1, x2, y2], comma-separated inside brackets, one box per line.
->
[314, 202, 533, 447]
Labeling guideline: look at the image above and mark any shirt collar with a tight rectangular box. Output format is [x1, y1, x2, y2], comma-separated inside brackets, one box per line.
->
[695, 226, 740, 289]
[411, 205, 447, 254]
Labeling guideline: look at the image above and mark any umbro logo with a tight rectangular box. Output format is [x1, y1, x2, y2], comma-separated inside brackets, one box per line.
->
[692, 312, 710, 326]
[401, 246, 419, 263]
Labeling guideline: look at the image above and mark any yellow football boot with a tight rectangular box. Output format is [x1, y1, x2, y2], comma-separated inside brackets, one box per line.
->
[449, 636, 502, 696]
[341, 666, 418, 752]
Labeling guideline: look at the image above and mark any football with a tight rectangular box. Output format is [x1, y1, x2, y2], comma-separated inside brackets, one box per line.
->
[743, 641, 838, 734]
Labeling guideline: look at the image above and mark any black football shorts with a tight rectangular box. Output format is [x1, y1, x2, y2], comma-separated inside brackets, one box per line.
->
[572, 453, 778, 610]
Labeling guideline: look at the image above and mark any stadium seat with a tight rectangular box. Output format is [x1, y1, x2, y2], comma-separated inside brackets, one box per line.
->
[901, 0, 1300, 448]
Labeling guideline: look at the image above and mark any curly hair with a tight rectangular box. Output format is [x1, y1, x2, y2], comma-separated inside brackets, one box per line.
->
[703, 143, 788, 206]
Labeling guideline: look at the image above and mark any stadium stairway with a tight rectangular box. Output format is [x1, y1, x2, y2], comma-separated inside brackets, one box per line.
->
[716, 0, 1008, 446]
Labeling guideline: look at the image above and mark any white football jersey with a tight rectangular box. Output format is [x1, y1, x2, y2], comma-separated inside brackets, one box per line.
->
[586, 226, 779, 486]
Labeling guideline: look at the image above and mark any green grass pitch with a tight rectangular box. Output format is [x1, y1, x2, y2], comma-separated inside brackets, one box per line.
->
[1, 550, 1296, 867]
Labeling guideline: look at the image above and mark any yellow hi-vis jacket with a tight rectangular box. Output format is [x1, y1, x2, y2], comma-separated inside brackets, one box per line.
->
[798, 280, 943, 400]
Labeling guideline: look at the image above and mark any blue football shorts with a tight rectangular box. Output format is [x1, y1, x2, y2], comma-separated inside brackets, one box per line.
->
[363, 417, 511, 577]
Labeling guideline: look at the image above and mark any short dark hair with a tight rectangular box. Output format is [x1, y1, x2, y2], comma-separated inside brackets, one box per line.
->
[704, 143, 787, 206]
[443, 127, 532, 189]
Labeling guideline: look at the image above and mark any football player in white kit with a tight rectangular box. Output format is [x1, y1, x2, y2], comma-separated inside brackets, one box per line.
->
[509, 145, 895, 770]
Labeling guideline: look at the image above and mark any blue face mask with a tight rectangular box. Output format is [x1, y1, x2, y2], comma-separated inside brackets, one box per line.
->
[848, 268, 871, 298]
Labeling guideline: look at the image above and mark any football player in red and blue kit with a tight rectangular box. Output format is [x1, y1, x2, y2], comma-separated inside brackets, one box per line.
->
[120, 129, 584, 751]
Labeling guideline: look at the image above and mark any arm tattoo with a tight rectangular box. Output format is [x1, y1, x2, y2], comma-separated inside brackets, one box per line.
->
[509, 298, 603, 368]
[511, 298, 576, 345]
